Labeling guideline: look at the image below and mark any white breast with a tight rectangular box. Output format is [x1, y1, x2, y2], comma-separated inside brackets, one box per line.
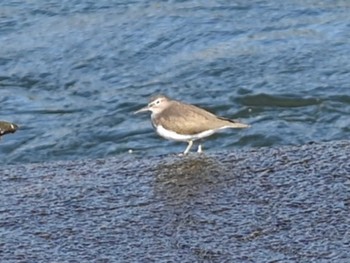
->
[156, 125, 217, 142]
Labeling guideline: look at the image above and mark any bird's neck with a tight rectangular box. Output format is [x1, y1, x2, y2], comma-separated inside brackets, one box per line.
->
[151, 112, 162, 127]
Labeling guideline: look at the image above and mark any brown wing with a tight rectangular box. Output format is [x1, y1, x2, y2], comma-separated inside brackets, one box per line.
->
[156, 101, 230, 135]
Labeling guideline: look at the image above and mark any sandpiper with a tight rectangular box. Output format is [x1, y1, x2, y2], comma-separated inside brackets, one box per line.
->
[0, 121, 18, 140]
[134, 95, 249, 155]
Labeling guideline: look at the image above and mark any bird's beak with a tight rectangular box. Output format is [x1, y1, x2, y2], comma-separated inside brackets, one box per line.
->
[134, 106, 149, 114]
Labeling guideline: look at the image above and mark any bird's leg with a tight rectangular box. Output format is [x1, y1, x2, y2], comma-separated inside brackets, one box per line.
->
[183, 141, 193, 155]
[197, 143, 203, 153]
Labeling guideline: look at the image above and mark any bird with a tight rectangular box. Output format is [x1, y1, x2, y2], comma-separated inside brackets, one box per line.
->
[0, 121, 18, 140]
[134, 95, 249, 155]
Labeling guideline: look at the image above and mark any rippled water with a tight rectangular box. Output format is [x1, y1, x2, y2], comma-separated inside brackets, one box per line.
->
[1, 0, 350, 164]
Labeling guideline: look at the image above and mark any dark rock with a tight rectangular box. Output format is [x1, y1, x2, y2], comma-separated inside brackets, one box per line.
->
[1, 140, 349, 262]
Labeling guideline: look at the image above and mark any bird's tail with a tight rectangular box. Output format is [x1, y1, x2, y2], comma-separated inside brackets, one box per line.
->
[219, 117, 250, 128]
[229, 122, 250, 128]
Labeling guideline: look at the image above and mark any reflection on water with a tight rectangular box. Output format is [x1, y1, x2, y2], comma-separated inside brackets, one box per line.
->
[155, 155, 224, 179]
[154, 155, 229, 200]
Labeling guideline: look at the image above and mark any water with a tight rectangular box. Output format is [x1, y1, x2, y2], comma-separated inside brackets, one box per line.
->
[1, 0, 350, 165]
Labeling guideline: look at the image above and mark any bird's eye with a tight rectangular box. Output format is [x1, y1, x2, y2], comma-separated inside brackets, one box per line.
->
[156, 100, 160, 104]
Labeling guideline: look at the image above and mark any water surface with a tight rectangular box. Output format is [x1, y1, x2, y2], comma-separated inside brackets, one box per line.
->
[1, 0, 350, 164]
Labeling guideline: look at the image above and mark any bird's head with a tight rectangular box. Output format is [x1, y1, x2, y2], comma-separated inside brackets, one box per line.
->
[134, 95, 171, 115]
